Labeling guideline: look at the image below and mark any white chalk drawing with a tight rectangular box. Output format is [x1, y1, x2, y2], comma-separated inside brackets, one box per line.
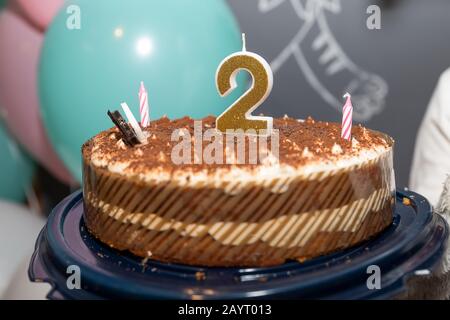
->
[259, 0, 388, 121]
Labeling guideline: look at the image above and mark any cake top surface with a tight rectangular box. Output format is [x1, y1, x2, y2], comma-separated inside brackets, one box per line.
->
[82, 116, 393, 181]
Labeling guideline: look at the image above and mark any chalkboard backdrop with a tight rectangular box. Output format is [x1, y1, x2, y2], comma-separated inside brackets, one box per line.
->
[226, 0, 450, 187]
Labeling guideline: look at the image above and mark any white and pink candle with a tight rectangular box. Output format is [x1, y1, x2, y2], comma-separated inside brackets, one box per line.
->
[341, 93, 353, 141]
[139, 81, 150, 127]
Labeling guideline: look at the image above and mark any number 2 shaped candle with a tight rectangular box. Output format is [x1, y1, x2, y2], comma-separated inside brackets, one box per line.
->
[216, 34, 273, 136]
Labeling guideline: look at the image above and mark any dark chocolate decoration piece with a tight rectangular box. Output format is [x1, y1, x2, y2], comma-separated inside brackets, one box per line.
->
[107, 110, 140, 147]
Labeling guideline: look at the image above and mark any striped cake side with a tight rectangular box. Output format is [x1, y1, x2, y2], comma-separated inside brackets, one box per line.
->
[82, 147, 395, 267]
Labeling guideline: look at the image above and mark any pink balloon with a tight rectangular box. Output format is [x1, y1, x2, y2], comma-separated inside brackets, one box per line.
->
[0, 10, 72, 184]
[12, 0, 64, 30]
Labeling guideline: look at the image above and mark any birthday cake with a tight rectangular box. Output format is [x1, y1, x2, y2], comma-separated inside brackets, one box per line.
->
[82, 115, 395, 267]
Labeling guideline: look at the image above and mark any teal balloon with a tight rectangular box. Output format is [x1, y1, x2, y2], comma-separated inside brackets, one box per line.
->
[0, 0, 6, 10]
[39, 0, 244, 181]
[0, 122, 35, 202]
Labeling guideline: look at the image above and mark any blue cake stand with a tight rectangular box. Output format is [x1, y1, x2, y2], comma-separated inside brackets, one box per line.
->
[29, 190, 448, 300]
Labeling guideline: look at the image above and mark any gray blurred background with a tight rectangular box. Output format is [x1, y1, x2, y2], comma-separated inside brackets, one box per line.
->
[227, 0, 450, 187]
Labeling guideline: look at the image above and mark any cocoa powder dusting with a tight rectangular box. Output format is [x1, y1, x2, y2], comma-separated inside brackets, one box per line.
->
[82, 116, 392, 173]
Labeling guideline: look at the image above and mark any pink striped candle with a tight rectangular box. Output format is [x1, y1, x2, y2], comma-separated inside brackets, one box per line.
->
[341, 93, 353, 141]
[138, 81, 150, 127]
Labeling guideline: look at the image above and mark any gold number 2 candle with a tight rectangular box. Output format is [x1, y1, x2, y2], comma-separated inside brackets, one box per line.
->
[216, 34, 273, 136]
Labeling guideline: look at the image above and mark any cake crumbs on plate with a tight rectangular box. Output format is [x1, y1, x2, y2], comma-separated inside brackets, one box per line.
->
[297, 257, 307, 264]
[195, 271, 206, 281]
[141, 251, 153, 265]
[403, 197, 411, 206]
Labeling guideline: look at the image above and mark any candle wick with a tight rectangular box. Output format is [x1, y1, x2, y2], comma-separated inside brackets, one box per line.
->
[242, 33, 247, 52]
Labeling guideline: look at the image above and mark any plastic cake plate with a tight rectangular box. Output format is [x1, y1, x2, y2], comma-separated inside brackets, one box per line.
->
[29, 190, 448, 299]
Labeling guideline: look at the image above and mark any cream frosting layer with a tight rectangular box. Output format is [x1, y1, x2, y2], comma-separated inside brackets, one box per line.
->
[85, 116, 393, 188]
[89, 143, 392, 186]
